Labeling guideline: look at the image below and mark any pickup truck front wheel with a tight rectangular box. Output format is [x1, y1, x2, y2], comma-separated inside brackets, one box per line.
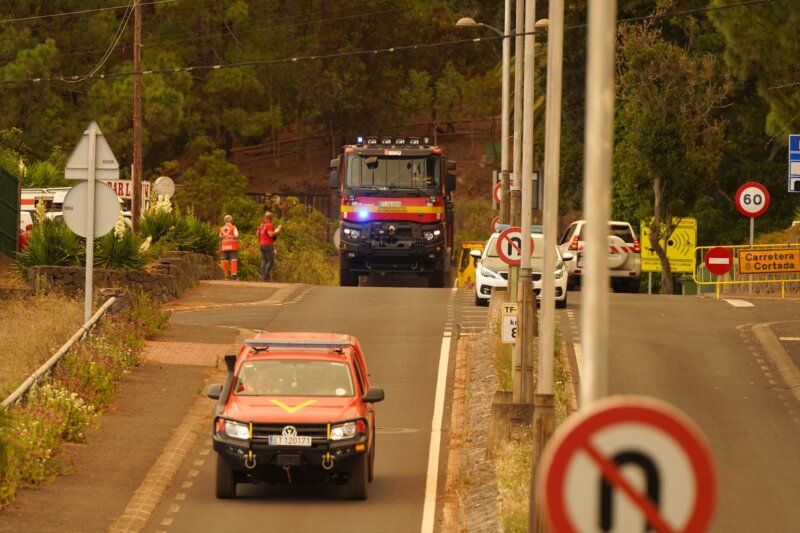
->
[215, 455, 236, 499]
[347, 453, 369, 500]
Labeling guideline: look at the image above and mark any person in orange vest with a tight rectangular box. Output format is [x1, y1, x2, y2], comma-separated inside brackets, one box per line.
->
[219, 214, 239, 280]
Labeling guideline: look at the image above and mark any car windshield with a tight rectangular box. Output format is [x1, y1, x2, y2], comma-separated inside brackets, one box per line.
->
[234, 359, 355, 397]
[345, 154, 440, 192]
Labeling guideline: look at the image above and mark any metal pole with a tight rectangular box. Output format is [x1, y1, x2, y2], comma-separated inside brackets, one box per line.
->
[516, 0, 537, 405]
[580, 0, 617, 406]
[749, 217, 754, 295]
[85, 128, 97, 323]
[511, 0, 525, 230]
[132, 0, 143, 231]
[531, 2, 564, 529]
[500, 0, 512, 225]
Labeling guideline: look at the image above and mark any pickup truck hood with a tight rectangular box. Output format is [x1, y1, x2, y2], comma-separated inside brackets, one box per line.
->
[223, 395, 364, 423]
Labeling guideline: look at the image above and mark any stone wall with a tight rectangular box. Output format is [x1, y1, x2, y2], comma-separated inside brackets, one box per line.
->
[27, 251, 222, 303]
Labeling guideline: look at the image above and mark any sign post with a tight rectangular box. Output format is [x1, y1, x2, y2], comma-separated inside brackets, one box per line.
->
[538, 396, 716, 533]
[65, 122, 120, 322]
[735, 182, 770, 294]
[704, 246, 733, 300]
[789, 134, 799, 192]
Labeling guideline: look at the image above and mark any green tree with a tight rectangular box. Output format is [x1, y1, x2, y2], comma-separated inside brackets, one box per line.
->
[173, 149, 248, 222]
[616, 17, 731, 294]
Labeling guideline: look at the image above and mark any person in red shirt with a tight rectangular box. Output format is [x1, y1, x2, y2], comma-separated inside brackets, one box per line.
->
[257, 211, 282, 281]
[219, 214, 239, 280]
[18, 224, 33, 251]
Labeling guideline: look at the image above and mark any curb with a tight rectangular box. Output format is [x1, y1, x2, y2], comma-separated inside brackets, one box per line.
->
[752, 322, 800, 405]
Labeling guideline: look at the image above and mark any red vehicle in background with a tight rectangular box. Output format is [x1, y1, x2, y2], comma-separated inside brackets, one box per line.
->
[207, 332, 384, 500]
[329, 136, 457, 287]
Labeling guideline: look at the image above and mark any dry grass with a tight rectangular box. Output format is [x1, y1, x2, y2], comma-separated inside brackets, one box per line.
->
[0, 293, 83, 397]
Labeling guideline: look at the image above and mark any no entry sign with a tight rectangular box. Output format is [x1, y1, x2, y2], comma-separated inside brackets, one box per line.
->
[538, 396, 716, 533]
[496, 226, 533, 266]
[704, 247, 733, 276]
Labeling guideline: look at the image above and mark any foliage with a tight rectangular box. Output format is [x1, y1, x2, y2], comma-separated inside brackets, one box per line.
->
[222, 195, 263, 234]
[172, 150, 249, 223]
[496, 433, 532, 533]
[14, 218, 84, 276]
[94, 227, 152, 271]
[0, 292, 166, 508]
[454, 199, 494, 249]
[616, 13, 731, 293]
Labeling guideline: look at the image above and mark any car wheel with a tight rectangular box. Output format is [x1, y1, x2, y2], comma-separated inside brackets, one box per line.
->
[348, 453, 369, 500]
[215, 455, 236, 499]
[556, 293, 567, 309]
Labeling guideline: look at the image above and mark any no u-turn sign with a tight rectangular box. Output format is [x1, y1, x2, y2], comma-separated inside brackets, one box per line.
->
[538, 396, 716, 533]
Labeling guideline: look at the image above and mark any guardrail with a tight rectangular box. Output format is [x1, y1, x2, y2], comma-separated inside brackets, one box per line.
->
[1, 296, 117, 411]
[693, 244, 800, 298]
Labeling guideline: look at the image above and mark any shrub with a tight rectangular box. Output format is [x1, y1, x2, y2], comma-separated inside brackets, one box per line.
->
[14, 218, 84, 276]
[94, 226, 152, 270]
[139, 206, 178, 244]
[27, 382, 98, 443]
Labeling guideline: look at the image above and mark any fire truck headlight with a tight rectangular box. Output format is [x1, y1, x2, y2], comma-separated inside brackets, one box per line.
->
[423, 229, 441, 242]
[343, 228, 361, 240]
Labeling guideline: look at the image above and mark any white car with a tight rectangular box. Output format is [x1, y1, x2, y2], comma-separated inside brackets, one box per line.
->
[472, 232, 570, 308]
[557, 220, 642, 293]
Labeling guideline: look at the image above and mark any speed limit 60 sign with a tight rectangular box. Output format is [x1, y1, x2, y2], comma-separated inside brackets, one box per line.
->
[735, 181, 770, 218]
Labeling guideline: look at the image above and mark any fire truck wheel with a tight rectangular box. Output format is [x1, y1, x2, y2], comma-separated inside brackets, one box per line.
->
[215, 455, 236, 499]
[348, 453, 369, 500]
[339, 262, 359, 287]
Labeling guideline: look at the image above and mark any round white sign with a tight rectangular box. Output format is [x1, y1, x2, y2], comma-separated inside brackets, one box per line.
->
[62, 181, 121, 238]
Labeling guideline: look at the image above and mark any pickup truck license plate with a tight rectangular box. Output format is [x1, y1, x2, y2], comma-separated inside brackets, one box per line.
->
[269, 435, 312, 447]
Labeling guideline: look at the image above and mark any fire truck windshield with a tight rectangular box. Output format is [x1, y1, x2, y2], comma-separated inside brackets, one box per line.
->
[346, 155, 440, 193]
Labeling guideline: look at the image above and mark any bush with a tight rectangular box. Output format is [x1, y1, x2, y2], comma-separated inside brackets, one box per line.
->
[0, 292, 167, 508]
[94, 226, 153, 270]
[14, 218, 84, 276]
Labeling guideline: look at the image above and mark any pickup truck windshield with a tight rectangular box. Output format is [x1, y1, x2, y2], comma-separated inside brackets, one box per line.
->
[346, 155, 440, 192]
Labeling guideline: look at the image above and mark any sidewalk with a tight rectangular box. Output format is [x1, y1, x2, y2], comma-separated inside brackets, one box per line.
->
[0, 280, 295, 533]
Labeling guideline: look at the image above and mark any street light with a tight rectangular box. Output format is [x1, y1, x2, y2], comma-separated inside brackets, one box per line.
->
[456, 13, 511, 225]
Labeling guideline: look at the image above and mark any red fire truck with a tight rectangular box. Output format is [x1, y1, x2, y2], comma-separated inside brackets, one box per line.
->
[329, 136, 456, 287]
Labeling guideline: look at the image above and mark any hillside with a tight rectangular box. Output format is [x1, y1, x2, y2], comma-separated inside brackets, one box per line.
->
[234, 123, 501, 206]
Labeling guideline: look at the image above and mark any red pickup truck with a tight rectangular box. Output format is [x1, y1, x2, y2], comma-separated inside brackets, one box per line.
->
[207, 332, 385, 500]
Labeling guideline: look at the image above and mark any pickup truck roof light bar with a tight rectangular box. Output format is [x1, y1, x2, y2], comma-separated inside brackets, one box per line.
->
[244, 338, 352, 353]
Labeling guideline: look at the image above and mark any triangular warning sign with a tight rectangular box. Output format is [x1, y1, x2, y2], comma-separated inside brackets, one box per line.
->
[65, 121, 120, 180]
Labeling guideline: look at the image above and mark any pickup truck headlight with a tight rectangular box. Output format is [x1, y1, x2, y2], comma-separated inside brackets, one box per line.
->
[343, 227, 360, 240]
[224, 420, 250, 440]
[423, 229, 441, 241]
[480, 266, 502, 280]
[330, 420, 365, 440]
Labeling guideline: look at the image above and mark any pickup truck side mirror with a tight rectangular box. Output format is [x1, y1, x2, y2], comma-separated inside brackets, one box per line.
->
[363, 387, 385, 403]
[207, 384, 223, 400]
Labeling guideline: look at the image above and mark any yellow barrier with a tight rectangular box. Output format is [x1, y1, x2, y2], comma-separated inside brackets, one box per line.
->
[693, 244, 800, 299]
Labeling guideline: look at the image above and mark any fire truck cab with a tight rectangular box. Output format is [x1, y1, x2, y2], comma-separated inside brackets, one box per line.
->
[329, 136, 456, 287]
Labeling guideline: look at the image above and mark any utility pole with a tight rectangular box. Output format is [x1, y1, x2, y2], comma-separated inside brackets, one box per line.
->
[132, 0, 143, 231]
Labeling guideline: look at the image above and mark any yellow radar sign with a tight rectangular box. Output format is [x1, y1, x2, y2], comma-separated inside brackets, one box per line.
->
[639, 217, 697, 273]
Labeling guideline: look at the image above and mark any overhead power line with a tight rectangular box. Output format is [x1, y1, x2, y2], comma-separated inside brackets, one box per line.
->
[0, 0, 174, 24]
[0, 0, 774, 86]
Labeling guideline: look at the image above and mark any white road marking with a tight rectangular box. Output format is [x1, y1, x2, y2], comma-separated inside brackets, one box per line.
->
[574, 342, 583, 382]
[724, 299, 755, 307]
[420, 330, 452, 533]
[780, 337, 800, 341]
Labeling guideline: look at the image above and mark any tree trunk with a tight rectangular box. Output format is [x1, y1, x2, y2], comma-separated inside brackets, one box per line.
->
[650, 174, 674, 294]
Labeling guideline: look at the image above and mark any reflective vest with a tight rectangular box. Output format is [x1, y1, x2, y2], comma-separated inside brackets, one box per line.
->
[219, 223, 239, 251]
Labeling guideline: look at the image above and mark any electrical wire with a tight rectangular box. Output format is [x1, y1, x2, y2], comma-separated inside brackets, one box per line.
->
[0, 0, 174, 24]
[0, 0, 776, 86]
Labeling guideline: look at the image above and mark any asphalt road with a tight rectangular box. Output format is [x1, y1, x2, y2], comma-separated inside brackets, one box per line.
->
[2, 282, 798, 533]
[560, 293, 800, 532]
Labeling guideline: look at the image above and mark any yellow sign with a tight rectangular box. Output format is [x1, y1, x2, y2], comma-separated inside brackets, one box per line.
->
[737, 248, 800, 274]
[640, 217, 697, 273]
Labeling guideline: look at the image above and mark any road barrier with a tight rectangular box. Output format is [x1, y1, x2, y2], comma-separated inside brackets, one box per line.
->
[1, 296, 117, 411]
[693, 244, 800, 298]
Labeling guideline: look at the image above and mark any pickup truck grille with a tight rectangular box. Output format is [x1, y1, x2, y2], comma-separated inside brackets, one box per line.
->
[250, 422, 329, 441]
